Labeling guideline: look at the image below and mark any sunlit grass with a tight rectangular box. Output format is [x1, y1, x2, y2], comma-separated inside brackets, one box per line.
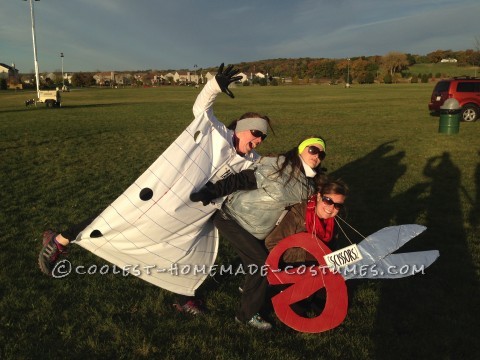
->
[1, 83, 479, 359]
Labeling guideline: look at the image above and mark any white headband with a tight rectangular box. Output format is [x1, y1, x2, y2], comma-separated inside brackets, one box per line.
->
[235, 117, 268, 134]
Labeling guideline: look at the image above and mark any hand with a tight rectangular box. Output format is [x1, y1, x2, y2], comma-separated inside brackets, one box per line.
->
[190, 182, 217, 206]
[215, 63, 242, 98]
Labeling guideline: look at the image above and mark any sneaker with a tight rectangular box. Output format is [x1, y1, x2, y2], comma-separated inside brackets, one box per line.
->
[235, 313, 272, 330]
[173, 299, 204, 315]
[38, 230, 67, 275]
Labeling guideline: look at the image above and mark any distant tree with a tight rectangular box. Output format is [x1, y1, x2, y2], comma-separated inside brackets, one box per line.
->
[426, 50, 448, 63]
[0, 78, 7, 90]
[414, 55, 429, 64]
[44, 77, 54, 88]
[411, 74, 418, 83]
[382, 52, 409, 77]
[421, 74, 429, 83]
[72, 73, 81, 87]
[405, 53, 416, 66]
[337, 59, 350, 83]
[71, 72, 95, 87]
[383, 73, 393, 84]
[351, 58, 371, 83]
[472, 37, 480, 71]
[364, 72, 375, 84]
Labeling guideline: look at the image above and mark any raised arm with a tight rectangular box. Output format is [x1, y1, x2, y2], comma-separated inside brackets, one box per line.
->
[192, 63, 242, 118]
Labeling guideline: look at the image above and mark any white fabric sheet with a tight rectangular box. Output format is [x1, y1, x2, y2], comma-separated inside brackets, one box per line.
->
[75, 112, 254, 295]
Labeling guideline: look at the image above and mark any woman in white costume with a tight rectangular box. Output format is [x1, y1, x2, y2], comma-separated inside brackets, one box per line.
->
[38, 63, 272, 315]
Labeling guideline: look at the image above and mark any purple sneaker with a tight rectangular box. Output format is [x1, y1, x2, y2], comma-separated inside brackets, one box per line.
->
[173, 299, 204, 315]
[38, 230, 67, 275]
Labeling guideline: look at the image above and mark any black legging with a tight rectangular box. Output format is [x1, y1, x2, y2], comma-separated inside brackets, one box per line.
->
[61, 216, 97, 241]
[213, 209, 269, 322]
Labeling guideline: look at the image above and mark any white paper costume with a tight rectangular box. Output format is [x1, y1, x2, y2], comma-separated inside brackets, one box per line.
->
[75, 79, 259, 296]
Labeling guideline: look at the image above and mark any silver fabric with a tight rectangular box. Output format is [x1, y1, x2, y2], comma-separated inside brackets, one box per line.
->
[339, 224, 440, 280]
[223, 156, 314, 239]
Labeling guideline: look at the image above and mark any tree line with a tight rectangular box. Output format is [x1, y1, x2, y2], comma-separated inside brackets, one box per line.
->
[226, 49, 480, 84]
[8, 48, 480, 89]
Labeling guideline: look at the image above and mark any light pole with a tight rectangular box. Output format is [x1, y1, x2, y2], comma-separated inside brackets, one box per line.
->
[24, 0, 41, 98]
[60, 52, 64, 88]
[346, 58, 350, 88]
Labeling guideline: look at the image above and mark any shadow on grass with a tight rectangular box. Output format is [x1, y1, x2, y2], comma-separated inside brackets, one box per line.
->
[372, 152, 480, 359]
[331, 140, 407, 236]
[468, 151, 480, 228]
[328, 143, 478, 357]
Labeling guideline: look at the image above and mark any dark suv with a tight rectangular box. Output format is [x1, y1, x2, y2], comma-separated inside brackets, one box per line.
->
[428, 77, 480, 122]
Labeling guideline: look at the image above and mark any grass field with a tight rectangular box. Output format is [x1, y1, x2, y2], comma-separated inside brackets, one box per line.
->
[1, 83, 479, 359]
[408, 63, 479, 78]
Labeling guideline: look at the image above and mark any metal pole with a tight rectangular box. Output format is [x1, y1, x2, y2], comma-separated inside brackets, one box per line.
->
[61, 52, 64, 87]
[28, 0, 41, 98]
[346, 58, 350, 87]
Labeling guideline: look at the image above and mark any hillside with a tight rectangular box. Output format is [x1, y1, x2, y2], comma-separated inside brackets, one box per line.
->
[407, 63, 478, 78]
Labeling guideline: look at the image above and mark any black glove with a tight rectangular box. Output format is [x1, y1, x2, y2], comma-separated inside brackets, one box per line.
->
[215, 63, 242, 98]
[190, 182, 217, 206]
[190, 170, 257, 206]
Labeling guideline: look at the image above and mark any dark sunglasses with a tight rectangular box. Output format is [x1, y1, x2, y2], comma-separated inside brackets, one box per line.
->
[250, 129, 267, 141]
[321, 195, 344, 210]
[308, 146, 326, 160]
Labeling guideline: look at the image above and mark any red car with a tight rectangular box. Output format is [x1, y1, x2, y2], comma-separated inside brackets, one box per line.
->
[428, 77, 480, 122]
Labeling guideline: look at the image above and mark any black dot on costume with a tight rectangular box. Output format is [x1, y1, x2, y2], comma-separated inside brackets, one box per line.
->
[139, 187, 153, 201]
[194, 130, 201, 143]
[90, 230, 103, 238]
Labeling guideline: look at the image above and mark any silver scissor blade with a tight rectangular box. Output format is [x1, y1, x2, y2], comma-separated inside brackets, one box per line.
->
[341, 250, 440, 280]
[355, 224, 427, 265]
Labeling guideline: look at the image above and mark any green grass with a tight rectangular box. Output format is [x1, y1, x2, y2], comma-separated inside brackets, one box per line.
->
[408, 63, 479, 78]
[1, 83, 480, 359]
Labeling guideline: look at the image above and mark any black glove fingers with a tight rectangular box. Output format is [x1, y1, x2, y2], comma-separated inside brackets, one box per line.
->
[226, 68, 239, 79]
[216, 62, 239, 97]
[224, 64, 234, 75]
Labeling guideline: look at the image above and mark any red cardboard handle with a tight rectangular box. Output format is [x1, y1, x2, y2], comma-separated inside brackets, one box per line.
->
[266, 233, 348, 333]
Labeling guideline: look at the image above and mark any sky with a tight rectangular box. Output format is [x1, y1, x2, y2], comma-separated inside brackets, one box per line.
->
[1, 0, 479, 73]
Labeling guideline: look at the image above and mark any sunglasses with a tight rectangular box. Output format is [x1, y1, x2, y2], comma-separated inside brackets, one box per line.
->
[308, 146, 326, 160]
[321, 195, 344, 210]
[250, 129, 267, 141]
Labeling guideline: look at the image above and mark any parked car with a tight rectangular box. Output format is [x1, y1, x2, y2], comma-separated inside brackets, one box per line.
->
[428, 77, 480, 122]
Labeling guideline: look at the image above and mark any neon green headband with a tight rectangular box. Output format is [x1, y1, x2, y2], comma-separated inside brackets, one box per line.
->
[298, 138, 326, 154]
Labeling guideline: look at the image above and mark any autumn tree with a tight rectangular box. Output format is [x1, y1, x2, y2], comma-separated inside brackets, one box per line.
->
[382, 51, 409, 77]
[307, 59, 337, 79]
[351, 58, 373, 84]
[71, 72, 95, 87]
[426, 49, 450, 63]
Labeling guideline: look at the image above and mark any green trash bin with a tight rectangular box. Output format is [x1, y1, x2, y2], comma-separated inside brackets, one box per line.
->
[439, 98, 460, 134]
